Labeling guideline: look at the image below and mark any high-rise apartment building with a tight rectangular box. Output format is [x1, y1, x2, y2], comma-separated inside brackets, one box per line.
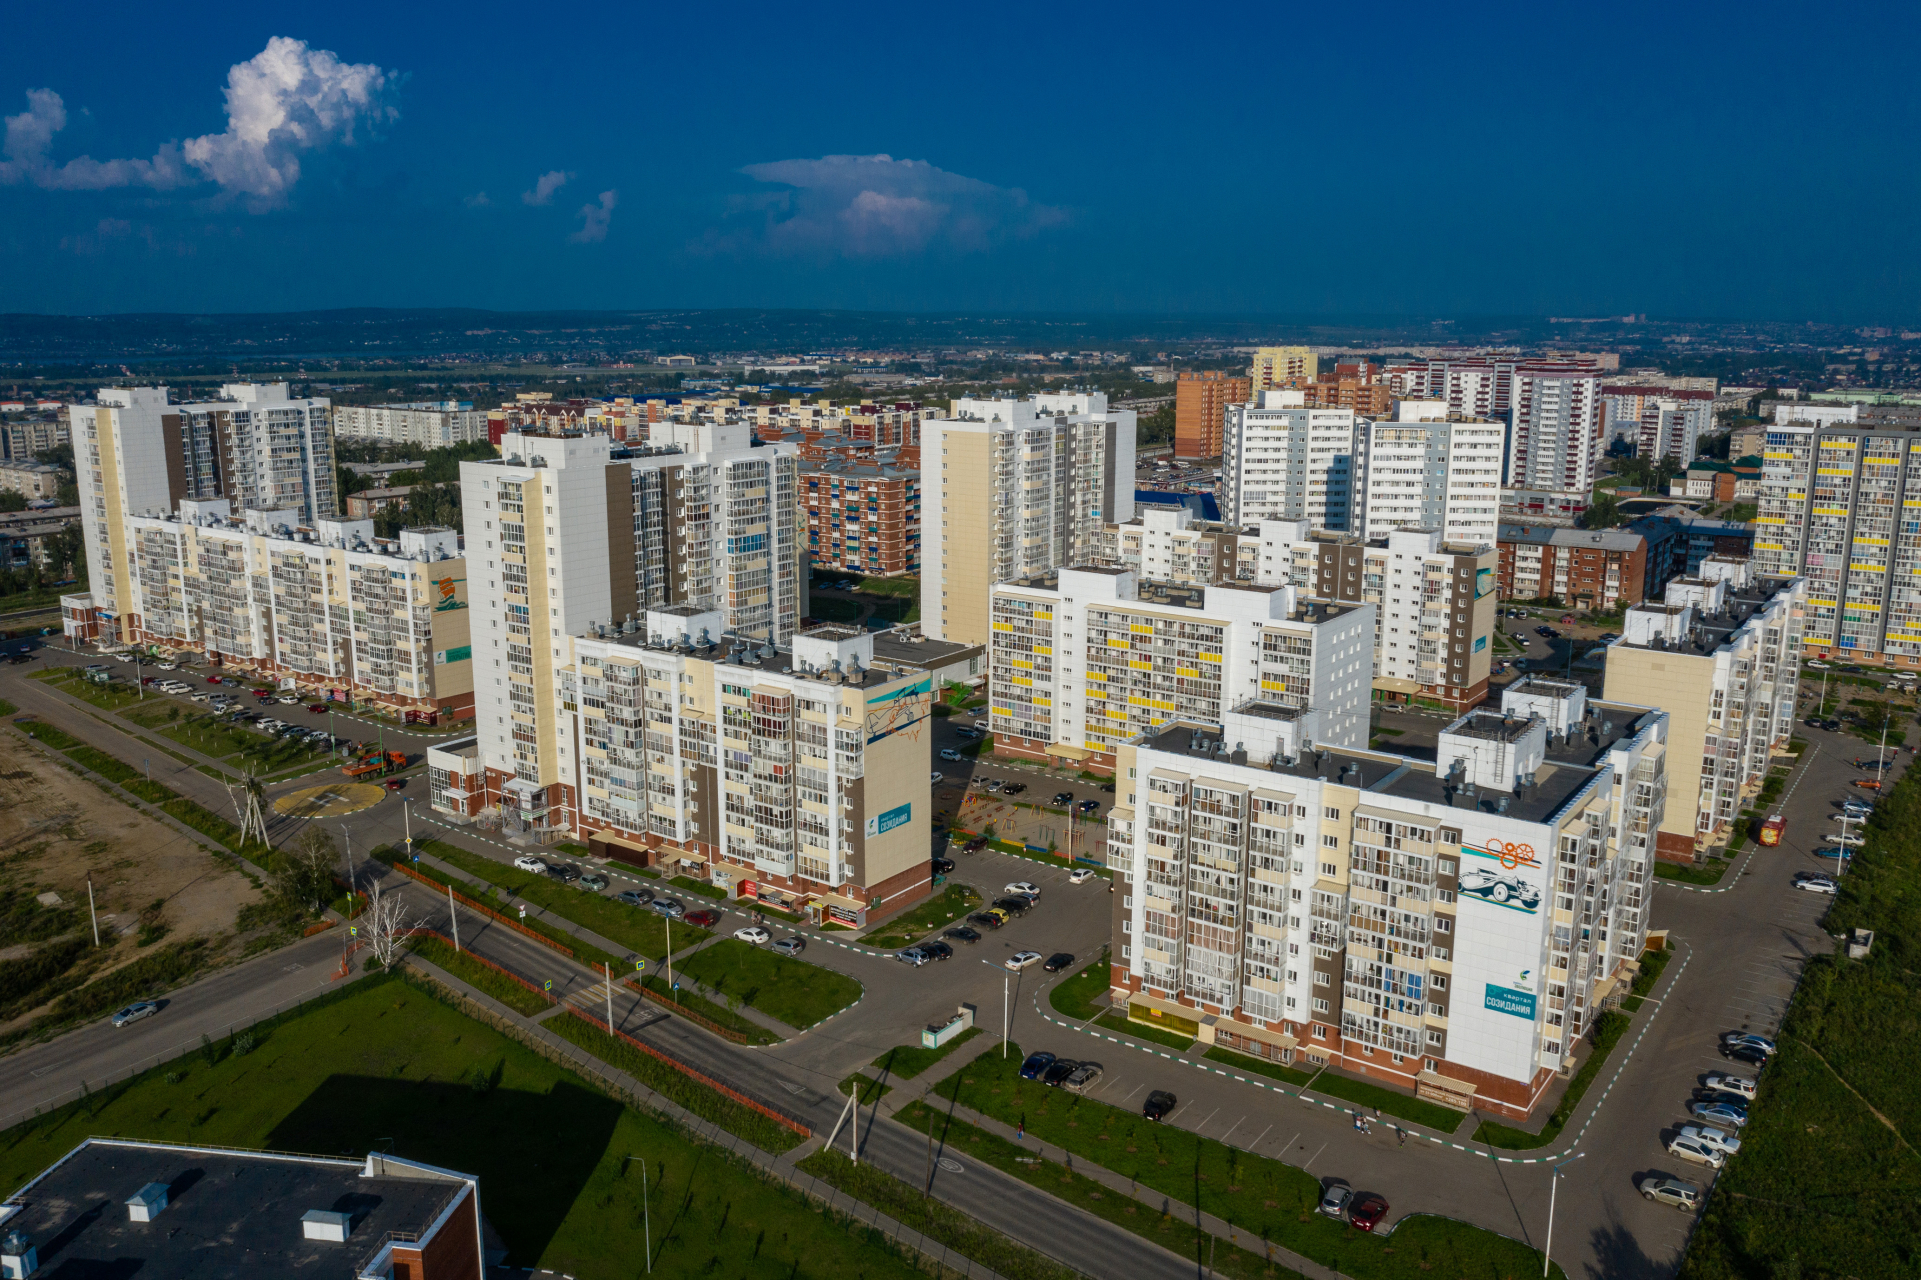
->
[1099, 507, 1260, 586]
[1753, 420, 1921, 665]
[1105, 680, 1668, 1119]
[1508, 366, 1607, 492]
[70, 384, 337, 647]
[987, 566, 1374, 772]
[802, 458, 920, 577]
[1173, 371, 1251, 459]
[335, 401, 489, 448]
[1252, 522, 1497, 713]
[1223, 391, 1362, 530]
[1250, 346, 1318, 392]
[460, 428, 805, 806]
[108, 500, 472, 717]
[1355, 401, 1504, 546]
[1603, 559, 1804, 856]
[923, 393, 1135, 646]
[529, 618, 933, 925]
[1598, 386, 1714, 462]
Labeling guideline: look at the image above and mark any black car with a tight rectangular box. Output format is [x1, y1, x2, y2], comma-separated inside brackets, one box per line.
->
[1723, 1043, 1769, 1068]
[1142, 1090, 1178, 1121]
[1043, 952, 1075, 972]
[1076, 799, 1101, 814]
[1019, 1051, 1057, 1081]
[546, 863, 582, 884]
[932, 856, 955, 874]
[1001, 782, 1027, 796]
[943, 926, 982, 944]
[1042, 1058, 1079, 1087]
[993, 896, 1033, 917]
[968, 911, 1005, 930]
[1535, 626, 1554, 637]
[1822, 719, 1842, 731]
[922, 940, 954, 961]
[1052, 791, 1075, 805]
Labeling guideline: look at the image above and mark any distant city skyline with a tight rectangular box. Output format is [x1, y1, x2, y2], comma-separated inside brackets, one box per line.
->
[1, 1, 1917, 323]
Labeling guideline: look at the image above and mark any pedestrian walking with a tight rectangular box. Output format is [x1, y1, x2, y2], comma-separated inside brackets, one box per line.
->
[1397, 1127, 1406, 1147]
[1017, 1119, 1025, 1141]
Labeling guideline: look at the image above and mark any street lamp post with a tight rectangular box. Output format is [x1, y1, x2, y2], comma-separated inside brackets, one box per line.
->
[1542, 1152, 1585, 1278]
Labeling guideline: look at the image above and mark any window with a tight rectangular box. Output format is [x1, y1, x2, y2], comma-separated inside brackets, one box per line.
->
[1322, 834, 1340, 849]
[1311, 1002, 1329, 1017]
[1430, 974, 1448, 991]
[1427, 1030, 1445, 1046]
[1313, 971, 1330, 986]
[1438, 857, 1456, 874]
[1324, 806, 1341, 820]
[1434, 916, 1452, 934]
[1321, 862, 1337, 877]
[1428, 1002, 1447, 1018]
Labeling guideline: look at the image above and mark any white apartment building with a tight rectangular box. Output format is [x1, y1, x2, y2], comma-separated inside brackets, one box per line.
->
[1222, 391, 1362, 530]
[114, 499, 471, 715]
[335, 401, 489, 447]
[1254, 522, 1499, 713]
[530, 617, 932, 925]
[1599, 387, 1714, 463]
[1106, 680, 1668, 1119]
[1508, 367, 1606, 492]
[168, 383, 338, 523]
[923, 392, 1135, 646]
[1771, 401, 1859, 427]
[987, 566, 1373, 772]
[460, 428, 805, 817]
[1357, 400, 1504, 546]
[1604, 560, 1805, 856]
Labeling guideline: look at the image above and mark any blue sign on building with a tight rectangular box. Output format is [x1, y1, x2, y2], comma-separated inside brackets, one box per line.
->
[865, 802, 911, 838]
[1483, 984, 1537, 1020]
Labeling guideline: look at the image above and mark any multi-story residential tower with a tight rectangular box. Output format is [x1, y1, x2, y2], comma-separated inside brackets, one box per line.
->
[1250, 346, 1318, 392]
[107, 500, 472, 717]
[528, 617, 933, 925]
[1599, 386, 1714, 462]
[1508, 366, 1606, 492]
[1497, 524, 1649, 610]
[986, 566, 1374, 772]
[1099, 507, 1261, 586]
[1174, 371, 1251, 459]
[1753, 420, 1921, 665]
[1223, 391, 1363, 530]
[923, 392, 1135, 646]
[1253, 522, 1498, 713]
[335, 401, 489, 447]
[1356, 401, 1504, 546]
[1604, 561, 1805, 856]
[461, 428, 805, 807]
[1106, 680, 1668, 1119]
[801, 458, 920, 576]
[71, 387, 175, 645]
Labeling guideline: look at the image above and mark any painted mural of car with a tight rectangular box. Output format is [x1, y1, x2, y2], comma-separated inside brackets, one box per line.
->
[1458, 866, 1542, 910]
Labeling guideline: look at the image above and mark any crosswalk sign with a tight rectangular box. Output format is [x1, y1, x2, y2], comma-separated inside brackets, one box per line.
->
[635, 959, 646, 972]
[544, 979, 553, 991]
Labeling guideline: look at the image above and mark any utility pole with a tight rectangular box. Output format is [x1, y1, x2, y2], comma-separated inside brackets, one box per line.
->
[86, 873, 99, 946]
[342, 825, 355, 904]
[1542, 1152, 1585, 1278]
[604, 961, 614, 1034]
[1002, 971, 1010, 1058]
[923, 1085, 934, 1197]
[448, 882, 460, 951]
[403, 797, 414, 863]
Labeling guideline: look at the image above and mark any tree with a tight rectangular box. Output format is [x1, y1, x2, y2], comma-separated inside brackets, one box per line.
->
[278, 827, 339, 915]
[1139, 402, 1175, 447]
[360, 873, 415, 968]
[0, 491, 26, 513]
[1585, 490, 1625, 529]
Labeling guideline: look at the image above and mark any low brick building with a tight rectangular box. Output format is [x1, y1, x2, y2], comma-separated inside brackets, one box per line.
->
[802, 459, 920, 577]
[1497, 524, 1648, 609]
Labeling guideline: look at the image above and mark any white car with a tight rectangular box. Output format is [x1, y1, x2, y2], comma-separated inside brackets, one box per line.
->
[1793, 875, 1838, 895]
[931, 772, 944, 784]
[1004, 881, 1041, 898]
[734, 925, 771, 945]
[277, 693, 301, 704]
[1703, 1073, 1757, 1101]
[939, 748, 964, 761]
[111, 1000, 160, 1027]
[1068, 868, 1096, 884]
[513, 855, 548, 874]
[1666, 1134, 1726, 1169]
[1677, 1123, 1742, 1157]
[156, 661, 178, 671]
[1830, 832, 1864, 847]
[1005, 951, 1043, 971]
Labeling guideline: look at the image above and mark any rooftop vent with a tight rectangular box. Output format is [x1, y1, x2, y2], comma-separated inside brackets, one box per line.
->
[300, 1209, 353, 1243]
[126, 1182, 169, 1222]
[1, 1229, 36, 1280]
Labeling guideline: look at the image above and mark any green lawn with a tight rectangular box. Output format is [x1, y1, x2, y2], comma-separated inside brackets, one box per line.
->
[1621, 945, 1673, 1015]
[634, 972, 778, 1045]
[870, 1025, 984, 1081]
[838, 1072, 893, 1105]
[672, 938, 862, 1030]
[413, 934, 552, 1016]
[1100, 1010, 1194, 1051]
[0, 975, 939, 1278]
[909, 1072, 1562, 1280]
[670, 875, 727, 901]
[1047, 951, 1110, 1019]
[1471, 1010, 1628, 1150]
[1301, 1065, 1469, 1133]
[417, 840, 698, 960]
[861, 882, 982, 948]
[1203, 1045, 1316, 1086]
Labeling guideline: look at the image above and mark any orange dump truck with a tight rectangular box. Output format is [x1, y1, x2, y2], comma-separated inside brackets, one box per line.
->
[342, 750, 407, 779]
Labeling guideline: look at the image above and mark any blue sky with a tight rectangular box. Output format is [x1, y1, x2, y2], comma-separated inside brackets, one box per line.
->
[1, 0, 1916, 321]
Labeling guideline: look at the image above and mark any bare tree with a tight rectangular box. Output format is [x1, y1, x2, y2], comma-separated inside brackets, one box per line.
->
[278, 826, 339, 915]
[360, 873, 414, 969]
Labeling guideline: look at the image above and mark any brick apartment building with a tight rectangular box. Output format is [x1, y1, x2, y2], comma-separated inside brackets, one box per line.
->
[1174, 370, 1251, 458]
[803, 459, 920, 577]
[1497, 523, 1649, 609]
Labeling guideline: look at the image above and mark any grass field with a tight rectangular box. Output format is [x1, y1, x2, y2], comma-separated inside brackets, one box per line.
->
[672, 938, 862, 1030]
[931, 1045, 1563, 1280]
[1047, 952, 1110, 1019]
[1202, 1044, 1316, 1086]
[1655, 857, 1732, 885]
[0, 975, 938, 1279]
[871, 1025, 984, 1082]
[670, 875, 728, 901]
[634, 972, 779, 1045]
[412, 934, 551, 1016]
[418, 840, 696, 960]
[861, 882, 981, 948]
[8, 715, 251, 853]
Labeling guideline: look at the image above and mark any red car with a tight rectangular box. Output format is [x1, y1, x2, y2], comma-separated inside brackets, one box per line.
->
[1349, 1195, 1389, 1232]
[253, 689, 276, 700]
[307, 703, 329, 714]
[384, 778, 405, 791]
[205, 675, 223, 684]
[684, 909, 721, 928]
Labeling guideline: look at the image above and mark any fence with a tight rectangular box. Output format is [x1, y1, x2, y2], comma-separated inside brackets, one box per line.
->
[408, 928, 554, 1006]
[385, 859, 575, 957]
[620, 976, 758, 1045]
[557, 1003, 808, 1138]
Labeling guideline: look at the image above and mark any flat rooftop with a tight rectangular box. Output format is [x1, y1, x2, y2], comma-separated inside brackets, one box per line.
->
[0, 1140, 468, 1280]
[1450, 712, 1538, 744]
[594, 631, 895, 687]
[869, 630, 985, 665]
[1617, 578, 1793, 656]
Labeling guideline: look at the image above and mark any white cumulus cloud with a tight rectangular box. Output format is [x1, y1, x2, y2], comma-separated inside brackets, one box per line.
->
[571, 190, 617, 243]
[522, 170, 573, 206]
[719, 153, 1066, 257]
[0, 37, 396, 208]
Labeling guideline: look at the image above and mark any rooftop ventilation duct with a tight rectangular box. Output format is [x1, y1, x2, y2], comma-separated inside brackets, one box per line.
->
[300, 1209, 353, 1243]
[126, 1182, 169, 1223]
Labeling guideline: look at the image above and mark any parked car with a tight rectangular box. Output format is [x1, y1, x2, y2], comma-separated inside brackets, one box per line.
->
[1690, 1099, 1749, 1128]
[1043, 952, 1075, 972]
[1318, 1184, 1354, 1219]
[685, 908, 720, 928]
[1809, 847, 1851, 861]
[897, 947, 930, 967]
[1349, 1195, 1389, 1232]
[1001, 782, 1027, 796]
[1722, 1032, 1777, 1056]
[547, 863, 582, 884]
[651, 898, 687, 919]
[932, 856, 955, 874]
[111, 1001, 160, 1028]
[943, 926, 981, 944]
[939, 748, 964, 762]
[735, 925, 772, 945]
[1677, 1123, 1742, 1157]
[616, 888, 654, 907]
[923, 940, 954, 961]
[1853, 778, 1884, 790]
[930, 772, 944, 784]
[993, 897, 1033, 917]
[1806, 660, 1831, 670]
[954, 726, 981, 740]
[772, 936, 806, 956]
[1042, 1058, 1079, 1087]
[984, 779, 1004, 793]
[277, 693, 301, 704]
[1005, 881, 1041, 897]
[1667, 1135, 1726, 1169]
[1793, 873, 1838, 895]
[513, 855, 548, 873]
[1142, 1090, 1177, 1121]
[1068, 867, 1096, 884]
[1005, 951, 1043, 970]
[1019, 1051, 1056, 1080]
[1076, 799, 1101, 814]
[963, 836, 989, 853]
[968, 911, 1005, 930]
[1052, 791, 1075, 805]
[1063, 1062, 1103, 1093]
[1638, 1177, 1701, 1211]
